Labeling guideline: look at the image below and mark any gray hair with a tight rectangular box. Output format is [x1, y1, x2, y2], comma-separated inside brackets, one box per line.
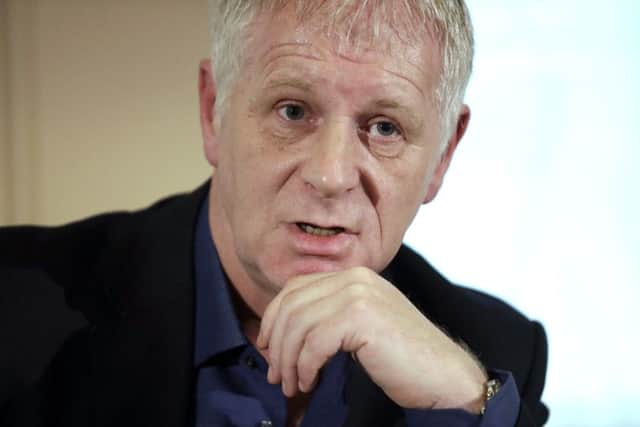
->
[207, 0, 474, 146]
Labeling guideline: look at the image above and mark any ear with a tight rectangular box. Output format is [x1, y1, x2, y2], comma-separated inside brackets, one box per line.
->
[199, 58, 219, 167]
[422, 105, 471, 204]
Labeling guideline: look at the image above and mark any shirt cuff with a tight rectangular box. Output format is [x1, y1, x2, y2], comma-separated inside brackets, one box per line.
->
[403, 370, 520, 427]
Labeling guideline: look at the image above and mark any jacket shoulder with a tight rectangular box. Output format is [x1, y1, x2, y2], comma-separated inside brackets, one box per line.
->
[387, 244, 548, 407]
[0, 186, 207, 423]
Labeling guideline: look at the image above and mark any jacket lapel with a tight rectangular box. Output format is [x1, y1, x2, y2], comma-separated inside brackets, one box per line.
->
[89, 185, 208, 427]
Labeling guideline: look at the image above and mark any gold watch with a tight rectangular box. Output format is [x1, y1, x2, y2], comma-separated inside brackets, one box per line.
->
[479, 378, 501, 415]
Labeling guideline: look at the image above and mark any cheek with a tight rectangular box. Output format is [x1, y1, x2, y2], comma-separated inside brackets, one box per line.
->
[405, 145, 441, 195]
[375, 156, 435, 235]
[377, 187, 420, 236]
[218, 128, 295, 230]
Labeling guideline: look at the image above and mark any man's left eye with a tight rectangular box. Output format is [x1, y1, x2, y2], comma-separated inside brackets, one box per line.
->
[277, 104, 306, 121]
[369, 121, 400, 138]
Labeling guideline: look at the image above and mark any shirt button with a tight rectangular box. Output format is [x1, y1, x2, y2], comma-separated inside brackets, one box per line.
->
[259, 421, 273, 427]
[245, 355, 257, 369]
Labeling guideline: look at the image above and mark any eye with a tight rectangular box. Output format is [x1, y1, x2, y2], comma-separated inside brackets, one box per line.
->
[368, 120, 401, 138]
[277, 103, 306, 121]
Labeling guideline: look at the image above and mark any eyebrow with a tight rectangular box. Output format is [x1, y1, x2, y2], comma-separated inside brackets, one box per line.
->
[374, 99, 403, 110]
[263, 77, 314, 92]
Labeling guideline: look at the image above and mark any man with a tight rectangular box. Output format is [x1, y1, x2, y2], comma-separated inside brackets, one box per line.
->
[0, 1, 548, 426]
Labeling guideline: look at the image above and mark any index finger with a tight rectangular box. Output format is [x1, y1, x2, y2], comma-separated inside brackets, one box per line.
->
[256, 271, 335, 350]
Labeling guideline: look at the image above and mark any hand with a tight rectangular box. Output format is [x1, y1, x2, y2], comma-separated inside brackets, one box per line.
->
[256, 267, 488, 412]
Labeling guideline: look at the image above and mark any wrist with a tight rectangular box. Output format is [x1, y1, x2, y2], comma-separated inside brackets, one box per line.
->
[434, 374, 487, 414]
[431, 355, 488, 413]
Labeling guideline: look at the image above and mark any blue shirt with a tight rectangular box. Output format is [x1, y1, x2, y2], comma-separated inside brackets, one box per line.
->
[193, 197, 520, 427]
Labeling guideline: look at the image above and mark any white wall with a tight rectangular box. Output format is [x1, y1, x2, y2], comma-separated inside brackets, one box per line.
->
[406, 1, 640, 426]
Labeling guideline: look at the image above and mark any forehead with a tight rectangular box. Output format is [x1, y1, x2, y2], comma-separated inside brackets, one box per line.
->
[243, 2, 443, 96]
[257, 0, 436, 43]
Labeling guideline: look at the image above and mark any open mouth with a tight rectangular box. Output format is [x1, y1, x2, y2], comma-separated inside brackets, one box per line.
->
[297, 222, 346, 237]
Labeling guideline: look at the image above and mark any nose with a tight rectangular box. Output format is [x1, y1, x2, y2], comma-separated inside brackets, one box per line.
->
[299, 119, 360, 198]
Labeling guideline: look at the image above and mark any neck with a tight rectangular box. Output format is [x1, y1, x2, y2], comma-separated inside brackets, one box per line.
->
[227, 280, 262, 346]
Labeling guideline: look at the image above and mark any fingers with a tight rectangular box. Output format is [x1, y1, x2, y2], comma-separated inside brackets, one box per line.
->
[257, 271, 334, 350]
[260, 274, 376, 397]
[258, 267, 383, 351]
[276, 289, 355, 396]
[257, 267, 387, 397]
[252, 267, 487, 409]
[278, 302, 365, 397]
[295, 309, 363, 393]
[264, 273, 357, 383]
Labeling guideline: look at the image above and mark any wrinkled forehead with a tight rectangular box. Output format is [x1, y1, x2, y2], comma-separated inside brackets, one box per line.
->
[248, 0, 443, 64]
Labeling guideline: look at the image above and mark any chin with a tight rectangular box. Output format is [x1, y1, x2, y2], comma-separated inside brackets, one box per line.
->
[262, 256, 363, 288]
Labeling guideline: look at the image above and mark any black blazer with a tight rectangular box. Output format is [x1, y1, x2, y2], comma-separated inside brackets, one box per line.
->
[0, 184, 548, 426]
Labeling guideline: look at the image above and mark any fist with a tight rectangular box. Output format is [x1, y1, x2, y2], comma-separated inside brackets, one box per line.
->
[256, 267, 488, 412]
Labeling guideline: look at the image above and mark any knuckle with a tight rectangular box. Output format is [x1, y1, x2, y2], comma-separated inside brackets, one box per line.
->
[346, 282, 369, 300]
[280, 287, 305, 311]
[350, 297, 371, 316]
[304, 330, 326, 357]
[279, 293, 301, 319]
[281, 353, 298, 370]
[283, 305, 305, 332]
[350, 266, 373, 280]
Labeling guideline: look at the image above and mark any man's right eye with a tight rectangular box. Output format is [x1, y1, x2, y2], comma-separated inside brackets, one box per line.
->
[277, 104, 306, 121]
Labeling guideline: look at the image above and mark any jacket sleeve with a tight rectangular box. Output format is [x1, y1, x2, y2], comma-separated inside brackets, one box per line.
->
[515, 321, 549, 426]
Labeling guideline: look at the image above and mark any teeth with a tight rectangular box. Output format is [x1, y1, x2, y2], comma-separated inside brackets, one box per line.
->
[298, 223, 344, 237]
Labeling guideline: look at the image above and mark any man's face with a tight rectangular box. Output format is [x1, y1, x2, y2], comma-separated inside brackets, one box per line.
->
[204, 6, 465, 297]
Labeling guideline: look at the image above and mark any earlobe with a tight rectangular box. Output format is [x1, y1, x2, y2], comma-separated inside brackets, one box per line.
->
[199, 58, 219, 167]
[422, 105, 471, 204]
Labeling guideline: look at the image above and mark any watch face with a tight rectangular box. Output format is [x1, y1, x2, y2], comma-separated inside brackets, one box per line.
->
[486, 379, 501, 399]
[480, 379, 501, 415]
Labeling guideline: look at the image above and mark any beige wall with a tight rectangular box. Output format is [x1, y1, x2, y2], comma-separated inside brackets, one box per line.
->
[1, 0, 211, 226]
[1, 0, 10, 224]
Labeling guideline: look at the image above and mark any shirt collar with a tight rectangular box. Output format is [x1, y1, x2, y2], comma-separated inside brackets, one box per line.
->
[193, 194, 247, 367]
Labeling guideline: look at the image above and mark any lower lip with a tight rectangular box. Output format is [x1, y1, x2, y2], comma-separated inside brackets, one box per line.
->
[287, 223, 355, 257]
